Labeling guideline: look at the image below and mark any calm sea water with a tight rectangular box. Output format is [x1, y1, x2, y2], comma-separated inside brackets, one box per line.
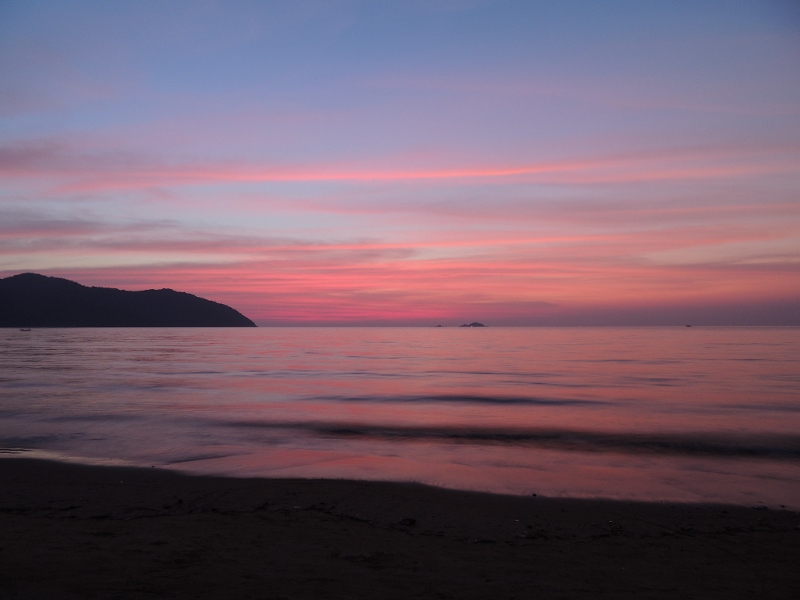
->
[1, 327, 799, 507]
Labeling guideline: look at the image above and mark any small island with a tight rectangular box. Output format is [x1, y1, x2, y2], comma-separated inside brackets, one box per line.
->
[460, 322, 486, 327]
[0, 273, 256, 327]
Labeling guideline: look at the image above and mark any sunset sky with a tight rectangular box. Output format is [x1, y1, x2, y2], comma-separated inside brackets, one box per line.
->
[1, 0, 799, 325]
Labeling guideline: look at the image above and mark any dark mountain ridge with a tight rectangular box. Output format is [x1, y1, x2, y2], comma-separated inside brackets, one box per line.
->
[0, 273, 256, 327]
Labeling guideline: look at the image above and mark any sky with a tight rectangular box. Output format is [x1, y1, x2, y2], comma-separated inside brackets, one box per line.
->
[1, 0, 799, 325]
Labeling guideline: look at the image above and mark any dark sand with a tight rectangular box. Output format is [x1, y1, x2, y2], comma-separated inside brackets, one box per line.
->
[1, 459, 798, 599]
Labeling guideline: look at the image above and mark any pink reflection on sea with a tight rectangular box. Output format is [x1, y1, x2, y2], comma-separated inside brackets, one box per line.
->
[172, 443, 800, 509]
[1, 326, 799, 508]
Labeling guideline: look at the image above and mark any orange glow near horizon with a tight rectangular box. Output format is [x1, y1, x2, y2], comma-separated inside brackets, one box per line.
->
[25, 250, 796, 325]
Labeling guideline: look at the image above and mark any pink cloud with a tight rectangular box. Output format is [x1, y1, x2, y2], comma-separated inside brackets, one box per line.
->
[3, 139, 797, 193]
[2, 141, 796, 326]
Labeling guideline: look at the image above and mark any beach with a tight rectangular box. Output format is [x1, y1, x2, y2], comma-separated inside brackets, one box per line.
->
[1, 458, 798, 599]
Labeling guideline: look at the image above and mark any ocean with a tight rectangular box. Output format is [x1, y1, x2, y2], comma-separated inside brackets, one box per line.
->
[1, 326, 799, 508]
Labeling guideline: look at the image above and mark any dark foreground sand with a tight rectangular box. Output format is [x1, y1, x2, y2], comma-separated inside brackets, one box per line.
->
[1, 459, 798, 599]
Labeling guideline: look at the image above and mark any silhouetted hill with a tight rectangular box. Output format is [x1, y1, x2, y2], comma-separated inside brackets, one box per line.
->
[0, 273, 256, 327]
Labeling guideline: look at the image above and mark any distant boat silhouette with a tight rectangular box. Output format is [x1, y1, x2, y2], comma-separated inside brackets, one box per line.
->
[460, 322, 486, 327]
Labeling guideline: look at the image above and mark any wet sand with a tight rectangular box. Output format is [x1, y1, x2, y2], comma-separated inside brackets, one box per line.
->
[1, 458, 798, 599]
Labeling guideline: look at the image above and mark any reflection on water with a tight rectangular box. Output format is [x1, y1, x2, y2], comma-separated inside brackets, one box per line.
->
[1, 326, 799, 507]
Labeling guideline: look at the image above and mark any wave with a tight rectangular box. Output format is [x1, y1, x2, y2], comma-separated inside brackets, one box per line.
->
[721, 403, 800, 413]
[224, 420, 800, 460]
[304, 394, 607, 406]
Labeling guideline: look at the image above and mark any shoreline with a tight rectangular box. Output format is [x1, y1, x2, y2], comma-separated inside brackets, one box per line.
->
[1, 458, 799, 599]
